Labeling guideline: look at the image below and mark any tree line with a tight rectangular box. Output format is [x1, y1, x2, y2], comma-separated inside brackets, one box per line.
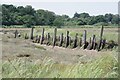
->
[2, 4, 119, 28]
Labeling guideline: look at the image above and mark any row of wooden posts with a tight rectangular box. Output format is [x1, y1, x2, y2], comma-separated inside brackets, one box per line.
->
[24, 26, 105, 51]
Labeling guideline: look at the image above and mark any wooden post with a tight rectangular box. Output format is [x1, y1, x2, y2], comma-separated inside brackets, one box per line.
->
[83, 30, 87, 44]
[91, 35, 96, 49]
[65, 31, 69, 48]
[35, 35, 38, 43]
[82, 30, 88, 49]
[47, 33, 50, 45]
[59, 33, 63, 47]
[73, 33, 78, 48]
[69, 36, 71, 46]
[14, 30, 18, 38]
[53, 28, 57, 47]
[37, 35, 41, 43]
[93, 37, 97, 50]
[101, 39, 106, 49]
[40, 28, 45, 44]
[98, 26, 104, 51]
[25, 33, 28, 39]
[89, 37, 91, 44]
[30, 27, 34, 40]
[79, 37, 82, 47]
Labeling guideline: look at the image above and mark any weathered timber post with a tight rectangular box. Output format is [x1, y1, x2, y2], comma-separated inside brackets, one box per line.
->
[35, 35, 38, 43]
[101, 39, 106, 49]
[89, 37, 91, 44]
[69, 36, 71, 46]
[59, 33, 63, 47]
[79, 37, 82, 47]
[82, 30, 88, 49]
[98, 26, 104, 51]
[40, 28, 45, 44]
[73, 33, 78, 48]
[93, 36, 97, 50]
[14, 30, 18, 38]
[47, 33, 50, 45]
[83, 30, 87, 44]
[37, 35, 41, 43]
[65, 31, 69, 48]
[30, 27, 34, 40]
[91, 35, 96, 49]
[25, 33, 28, 39]
[53, 28, 57, 47]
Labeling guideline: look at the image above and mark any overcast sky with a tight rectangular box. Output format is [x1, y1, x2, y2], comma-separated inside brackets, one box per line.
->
[1, 0, 119, 17]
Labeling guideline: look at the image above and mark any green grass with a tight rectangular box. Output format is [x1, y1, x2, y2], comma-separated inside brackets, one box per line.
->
[2, 51, 118, 78]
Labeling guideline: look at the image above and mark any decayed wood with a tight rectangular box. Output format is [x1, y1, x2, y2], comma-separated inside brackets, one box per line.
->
[101, 39, 106, 49]
[35, 35, 38, 43]
[69, 36, 71, 46]
[79, 37, 82, 47]
[46, 33, 50, 45]
[83, 30, 87, 44]
[73, 33, 78, 48]
[30, 27, 34, 39]
[37, 35, 41, 43]
[53, 28, 57, 47]
[91, 35, 96, 49]
[40, 28, 45, 44]
[25, 33, 28, 39]
[98, 26, 104, 51]
[65, 31, 69, 48]
[59, 33, 63, 47]
[14, 30, 18, 38]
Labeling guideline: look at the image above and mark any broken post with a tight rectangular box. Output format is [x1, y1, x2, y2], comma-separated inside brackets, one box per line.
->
[30, 27, 34, 40]
[65, 31, 69, 48]
[40, 28, 45, 44]
[98, 26, 104, 51]
[47, 33, 50, 45]
[91, 35, 96, 49]
[53, 28, 57, 47]
[59, 33, 63, 47]
[14, 30, 18, 38]
[73, 33, 78, 48]
[83, 30, 87, 44]
[79, 37, 82, 47]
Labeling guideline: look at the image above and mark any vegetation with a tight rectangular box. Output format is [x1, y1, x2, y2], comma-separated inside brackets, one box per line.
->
[2, 4, 119, 28]
[2, 51, 118, 78]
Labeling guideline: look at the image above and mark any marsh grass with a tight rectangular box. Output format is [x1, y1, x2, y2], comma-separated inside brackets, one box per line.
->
[2, 52, 118, 78]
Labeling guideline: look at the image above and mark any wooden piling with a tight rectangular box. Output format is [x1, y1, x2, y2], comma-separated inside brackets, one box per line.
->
[53, 28, 57, 47]
[47, 33, 50, 45]
[59, 33, 63, 47]
[98, 26, 104, 51]
[37, 35, 41, 43]
[40, 28, 45, 44]
[83, 30, 87, 44]
[14, 30, 18, 38]
[30, 27, 34, 40]
[65, 31, 69, 48]
[73, 33, 78, 48]
[79, 37, 82, 47]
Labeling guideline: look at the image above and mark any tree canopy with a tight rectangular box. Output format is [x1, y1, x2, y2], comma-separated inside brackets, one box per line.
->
[2, 4, 119, 27]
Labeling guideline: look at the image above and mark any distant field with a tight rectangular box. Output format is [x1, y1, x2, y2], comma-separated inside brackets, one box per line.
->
[2, 25, 118, 42]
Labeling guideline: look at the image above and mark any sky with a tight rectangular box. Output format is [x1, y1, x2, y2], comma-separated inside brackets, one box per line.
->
[1, 0, 119, 17]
